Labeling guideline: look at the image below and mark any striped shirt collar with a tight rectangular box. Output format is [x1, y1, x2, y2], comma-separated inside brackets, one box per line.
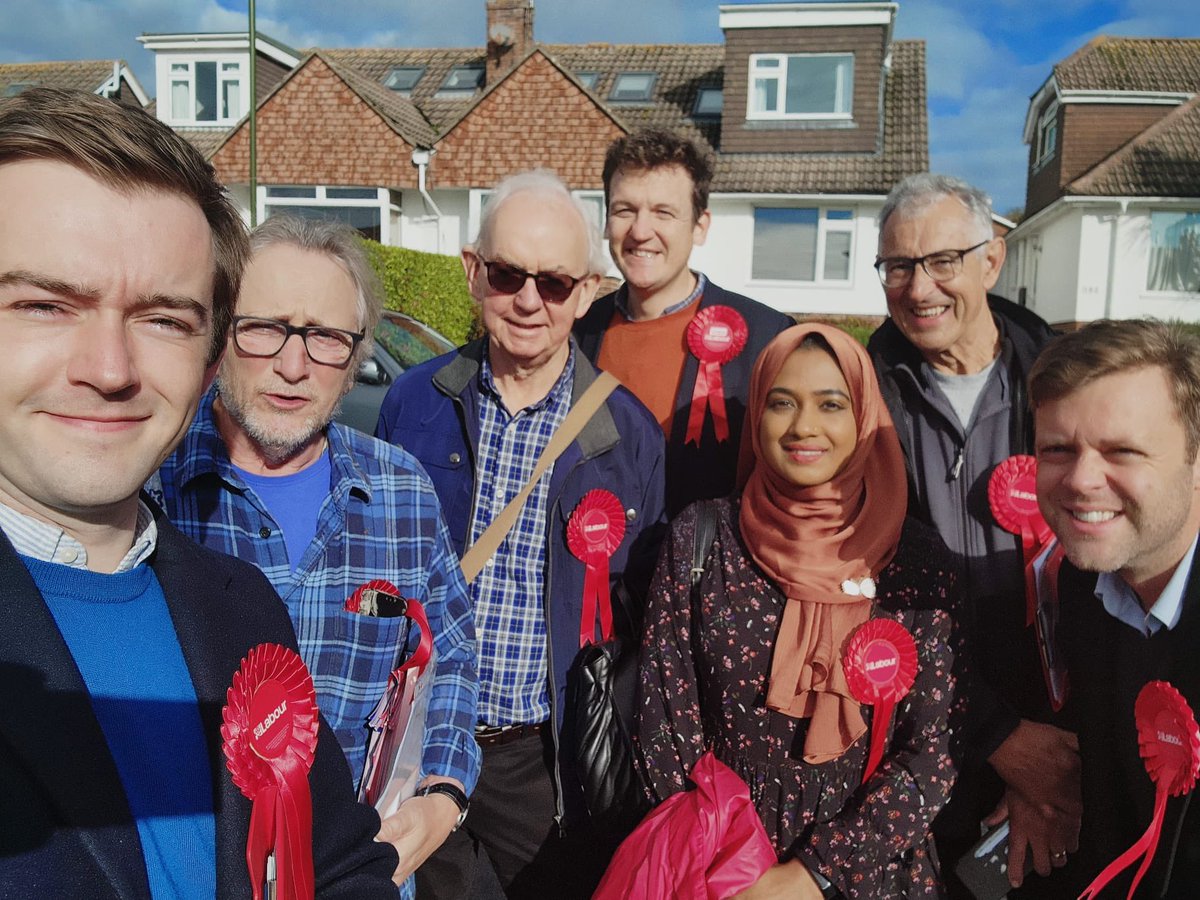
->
[0, 499, 157, 573]
[615, 271, 707, 320]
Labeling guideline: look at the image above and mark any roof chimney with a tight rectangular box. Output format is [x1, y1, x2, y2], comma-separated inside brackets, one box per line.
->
[486, 0, 534, 85]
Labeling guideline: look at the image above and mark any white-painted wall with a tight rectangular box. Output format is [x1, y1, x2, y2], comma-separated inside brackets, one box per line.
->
[1004, 200, 1200, 325]
[693, 195, 889, 316]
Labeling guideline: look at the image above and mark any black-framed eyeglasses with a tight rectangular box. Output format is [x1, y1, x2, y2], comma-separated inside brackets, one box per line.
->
[231, 316, 364, 366]
[874, 240, 991, 288]
[476, 255, 587, 304]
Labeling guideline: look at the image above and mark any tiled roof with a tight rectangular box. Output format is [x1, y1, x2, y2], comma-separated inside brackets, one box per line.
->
[1068, 92, 1200, 197]
[318, 52, 437, 147]
[321, 38, 926, 194]
[716, 39, 927, 192]
[1054, 37, 1200, 94]
[0, 60, 124, 95]
[171, 127, 230, 158]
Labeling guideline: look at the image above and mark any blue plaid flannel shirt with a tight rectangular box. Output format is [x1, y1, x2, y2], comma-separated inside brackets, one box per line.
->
[156, 391, 480, 799]
[470, 350, 574, 725]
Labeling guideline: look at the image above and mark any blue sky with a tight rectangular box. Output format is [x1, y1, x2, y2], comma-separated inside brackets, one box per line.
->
[1, 0, 1194, 212]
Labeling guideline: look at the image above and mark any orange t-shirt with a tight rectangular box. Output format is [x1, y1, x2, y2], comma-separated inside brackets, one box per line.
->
[596, 303, 699, 438]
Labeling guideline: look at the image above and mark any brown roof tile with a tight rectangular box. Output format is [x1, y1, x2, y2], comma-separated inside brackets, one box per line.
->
[1054, 37, 1200, 94]
[1068, 92, 1200, 197]
[0, 59, 125, 95]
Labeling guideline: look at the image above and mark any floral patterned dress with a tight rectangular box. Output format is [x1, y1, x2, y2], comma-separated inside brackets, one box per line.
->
[635, 497, 965, 898]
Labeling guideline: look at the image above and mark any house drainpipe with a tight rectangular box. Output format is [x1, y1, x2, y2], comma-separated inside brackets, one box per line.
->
[1103, 199, 1129, 319]
[411, 149, 443, 253]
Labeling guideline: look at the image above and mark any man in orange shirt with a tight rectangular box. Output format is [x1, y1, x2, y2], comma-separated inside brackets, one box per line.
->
[574, 128, 792, 516]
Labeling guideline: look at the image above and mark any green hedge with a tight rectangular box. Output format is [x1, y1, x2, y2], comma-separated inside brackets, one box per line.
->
[362, 240, 480, 345]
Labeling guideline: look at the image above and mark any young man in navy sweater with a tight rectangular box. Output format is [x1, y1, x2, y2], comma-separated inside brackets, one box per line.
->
[0, 87, 396, 897]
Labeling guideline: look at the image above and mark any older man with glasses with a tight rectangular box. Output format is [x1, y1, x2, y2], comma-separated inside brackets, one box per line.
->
[868, 174, 1070, 897]
[376, 170, 667, 899]
[154, 214, 480, 899]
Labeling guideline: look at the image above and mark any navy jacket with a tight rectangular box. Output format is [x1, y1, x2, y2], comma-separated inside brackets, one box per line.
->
[376, 339, 667, 822]
[574, 279, 793, 517]
[0, 508, 398, 898]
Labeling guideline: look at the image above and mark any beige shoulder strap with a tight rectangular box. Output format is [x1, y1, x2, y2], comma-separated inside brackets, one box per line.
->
[459, 370, 619, 583]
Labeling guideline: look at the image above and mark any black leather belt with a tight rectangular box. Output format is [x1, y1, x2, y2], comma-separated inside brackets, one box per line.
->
[474, 722, 547, 747]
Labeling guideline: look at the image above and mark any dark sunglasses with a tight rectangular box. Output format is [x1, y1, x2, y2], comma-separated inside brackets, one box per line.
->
[478, 256, 587, 303]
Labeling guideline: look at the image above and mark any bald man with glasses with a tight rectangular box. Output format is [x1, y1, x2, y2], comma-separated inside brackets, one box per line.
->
[154, 215, 481, 900]
[868, 174, 1068, 897]
[376, 170, 666, 899]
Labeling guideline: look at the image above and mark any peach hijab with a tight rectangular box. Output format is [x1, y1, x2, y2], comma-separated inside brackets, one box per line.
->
[738, 323, 907, 763]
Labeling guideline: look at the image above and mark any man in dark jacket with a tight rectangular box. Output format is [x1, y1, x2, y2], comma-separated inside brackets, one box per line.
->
[1032, 319, 1200, 897]
[869, 174, 1069, 895]
[574, 128, 793, 516]
[0, 87, 396, 897]
[377, 170, 666, 898]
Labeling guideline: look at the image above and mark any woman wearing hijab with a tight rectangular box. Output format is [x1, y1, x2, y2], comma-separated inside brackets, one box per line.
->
[635, 324, 964, 898]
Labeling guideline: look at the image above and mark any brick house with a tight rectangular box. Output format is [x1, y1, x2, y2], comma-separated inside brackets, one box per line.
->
[137, 1, 928, 317]
[997, 37, 1200, 326]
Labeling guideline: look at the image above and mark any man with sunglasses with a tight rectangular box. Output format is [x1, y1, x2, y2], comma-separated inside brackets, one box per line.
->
[574, 128, 793, 517]
[154, 215, 480, 899]
[868, 174, 1067, 897]
[376, 170, 667, 899]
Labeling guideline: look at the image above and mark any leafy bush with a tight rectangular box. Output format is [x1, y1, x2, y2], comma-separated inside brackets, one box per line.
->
[793, 314, 882, 347]
[362, 240, 480, 345]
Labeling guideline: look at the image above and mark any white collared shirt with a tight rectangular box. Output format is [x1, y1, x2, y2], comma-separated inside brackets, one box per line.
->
[0, 501, 157, 573]
[1095, 534, 1199, 637]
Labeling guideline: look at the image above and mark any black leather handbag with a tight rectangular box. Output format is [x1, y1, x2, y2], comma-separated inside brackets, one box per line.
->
[570, 501, 721, 835]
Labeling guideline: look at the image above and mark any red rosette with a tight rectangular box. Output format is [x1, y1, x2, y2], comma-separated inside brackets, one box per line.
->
[221, 643, 319, 900]
[1079, 681, 1200, 900]
[989, 455, 1053, 627]
[842, 618, 918, 784]
[684, 305, 748, 445]
[1136, 681, 1200, 797]
[988, 455, 1046, 539]
[567, 489, 626, 647]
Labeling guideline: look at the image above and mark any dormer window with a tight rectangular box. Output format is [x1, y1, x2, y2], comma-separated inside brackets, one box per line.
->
[437, 65, 484, 96]
[168, 59, 243, 125]
[610, 72, 656, 103]
[384, 66, 425, 94]
[575, 72, 600, 91]
[1034, 103, 1058, 168]
[748, 53, 853, 120]
[693, 88, 723, 117]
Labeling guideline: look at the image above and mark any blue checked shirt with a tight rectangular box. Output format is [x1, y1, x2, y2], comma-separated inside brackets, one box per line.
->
[470, 349, 574, 725]
[155, 391, 481, 799]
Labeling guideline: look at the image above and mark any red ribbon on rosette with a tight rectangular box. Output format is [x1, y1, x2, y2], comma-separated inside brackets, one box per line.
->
[567, 489, 626, 647]
[684, 305, 748, 445]
[988, 455, 1053, 627]
[842, 618, 919, 784]
[1079, 681, 1200, 900]
[221, 643, 320, 900]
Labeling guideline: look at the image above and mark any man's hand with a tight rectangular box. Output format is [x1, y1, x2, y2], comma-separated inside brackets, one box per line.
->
[730, 859, 823, 900]
[986, 719, 1081, 886]
[375, 778, 465, 885]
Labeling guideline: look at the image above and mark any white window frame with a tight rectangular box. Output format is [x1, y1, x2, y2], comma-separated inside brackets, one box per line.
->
[258, 185, 395, 245]
[162, 54, 246, 126]
[1146, 210, 1200, 295]
[1034, 102, 1058, 169]
[747, 52, 853, 121]
[750, 206, 856, 285]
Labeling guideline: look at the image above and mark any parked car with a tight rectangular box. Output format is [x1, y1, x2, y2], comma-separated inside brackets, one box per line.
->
[338, 310, 456, 434]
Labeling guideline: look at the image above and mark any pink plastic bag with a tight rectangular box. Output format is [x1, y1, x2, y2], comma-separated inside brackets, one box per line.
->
[594, 751, 777, 900]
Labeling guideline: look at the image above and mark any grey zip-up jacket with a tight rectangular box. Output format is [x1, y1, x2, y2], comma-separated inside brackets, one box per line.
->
[869, 294, 1057, 760]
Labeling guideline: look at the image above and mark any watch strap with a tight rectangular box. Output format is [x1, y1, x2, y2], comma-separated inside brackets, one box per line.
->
[416, 782, 469, 830]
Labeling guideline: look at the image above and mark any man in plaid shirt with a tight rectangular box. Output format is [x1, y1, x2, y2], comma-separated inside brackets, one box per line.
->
[155, 215, 479, 895]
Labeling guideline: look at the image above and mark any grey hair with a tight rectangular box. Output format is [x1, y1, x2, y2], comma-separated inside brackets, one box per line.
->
[878, 173, 995, 246]
[248, 215, 383, 367]
[475, 169, 608, 275]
